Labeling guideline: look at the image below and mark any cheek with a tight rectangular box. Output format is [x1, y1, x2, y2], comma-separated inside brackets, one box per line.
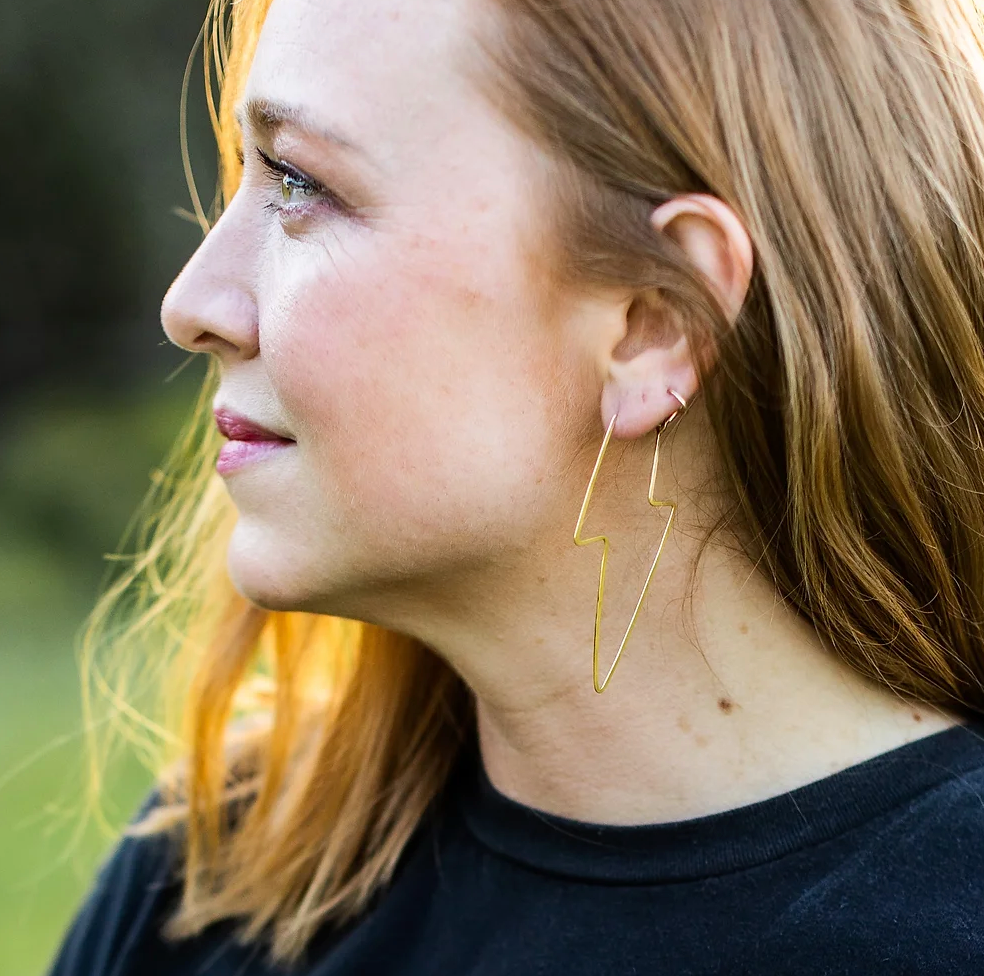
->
[261, 231, 569, 545]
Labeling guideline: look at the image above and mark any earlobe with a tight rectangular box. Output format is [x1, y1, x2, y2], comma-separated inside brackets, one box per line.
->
[600, 280, 700, 440]
[601, 355, 700, 440]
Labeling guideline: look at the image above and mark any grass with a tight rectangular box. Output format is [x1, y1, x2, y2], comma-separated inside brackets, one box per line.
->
[0, 371, 204, 976]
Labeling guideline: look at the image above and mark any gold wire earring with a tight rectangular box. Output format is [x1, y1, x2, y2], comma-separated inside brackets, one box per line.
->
[573, 389, 689, 693]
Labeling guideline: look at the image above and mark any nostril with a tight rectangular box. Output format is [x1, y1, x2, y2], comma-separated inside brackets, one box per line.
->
[160, 285, 259, 360]
[191, 331, 242, 356]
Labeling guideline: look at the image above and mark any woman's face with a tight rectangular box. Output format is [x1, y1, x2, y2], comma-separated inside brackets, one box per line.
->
[162, 0, 606, 616]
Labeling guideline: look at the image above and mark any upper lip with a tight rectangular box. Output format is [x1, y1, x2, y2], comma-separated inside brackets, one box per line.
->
[214, 407, 294, 442]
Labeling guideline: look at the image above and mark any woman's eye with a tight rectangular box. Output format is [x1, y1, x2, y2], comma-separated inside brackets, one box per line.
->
[280, 173, 309, 203]
[253, 146, 347, 216]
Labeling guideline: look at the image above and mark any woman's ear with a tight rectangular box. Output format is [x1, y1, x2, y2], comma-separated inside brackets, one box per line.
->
[600, 193, 753, 440]
[651, 193, 753, 323]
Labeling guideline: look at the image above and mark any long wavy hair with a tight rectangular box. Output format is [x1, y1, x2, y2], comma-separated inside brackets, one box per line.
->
[81, 0, 984, 965]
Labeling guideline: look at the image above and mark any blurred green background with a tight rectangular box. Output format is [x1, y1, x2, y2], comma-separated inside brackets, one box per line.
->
[1, 0, 219, 971]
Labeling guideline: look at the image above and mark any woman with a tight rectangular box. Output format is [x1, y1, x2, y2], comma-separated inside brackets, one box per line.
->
[47, 0, 984, 971]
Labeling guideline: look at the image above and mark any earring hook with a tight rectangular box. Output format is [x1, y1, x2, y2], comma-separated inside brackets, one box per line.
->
[658, 389, 689, 433]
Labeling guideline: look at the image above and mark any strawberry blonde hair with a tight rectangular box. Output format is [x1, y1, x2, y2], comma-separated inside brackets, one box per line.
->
[82, 0, 984, 965]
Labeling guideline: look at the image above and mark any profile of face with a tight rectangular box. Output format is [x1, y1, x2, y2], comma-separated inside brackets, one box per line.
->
[161, 0, 589, 618]
[161, 0, 745, 628]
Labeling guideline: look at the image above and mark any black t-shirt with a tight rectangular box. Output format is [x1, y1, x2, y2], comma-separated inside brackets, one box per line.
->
[46, 720, 984, 975]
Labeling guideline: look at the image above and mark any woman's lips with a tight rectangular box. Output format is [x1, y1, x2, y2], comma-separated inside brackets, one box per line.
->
[216, 438, 293, 475]
[214, 408, 295, 475]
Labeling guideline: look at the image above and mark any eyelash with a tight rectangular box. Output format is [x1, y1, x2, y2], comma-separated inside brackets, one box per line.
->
[243, 146, 349, 216]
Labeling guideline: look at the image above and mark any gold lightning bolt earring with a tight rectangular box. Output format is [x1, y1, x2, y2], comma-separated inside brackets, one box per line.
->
[573, 389, 689, 693]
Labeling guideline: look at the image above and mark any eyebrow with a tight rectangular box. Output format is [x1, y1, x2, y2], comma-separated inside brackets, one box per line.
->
[235, 96, 367, 158]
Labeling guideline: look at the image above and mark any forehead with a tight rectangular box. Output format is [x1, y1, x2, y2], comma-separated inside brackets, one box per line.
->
[247, 0, 483, 169]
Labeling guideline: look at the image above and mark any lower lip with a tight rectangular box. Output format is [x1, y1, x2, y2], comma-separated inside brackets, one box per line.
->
[216, 439, 294, 475]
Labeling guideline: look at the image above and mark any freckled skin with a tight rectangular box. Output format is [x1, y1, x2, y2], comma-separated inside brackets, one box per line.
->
[162, 0, 593, 617]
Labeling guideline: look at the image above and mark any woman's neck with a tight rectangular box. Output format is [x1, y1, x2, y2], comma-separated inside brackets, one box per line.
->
[365, 414, 966, 827]
[467, 540, 962, 825]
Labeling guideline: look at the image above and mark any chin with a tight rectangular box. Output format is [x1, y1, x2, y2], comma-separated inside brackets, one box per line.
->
[224, 520, 373, 618]
[225, 524, 322, 613]
[228, 558, 309, 613]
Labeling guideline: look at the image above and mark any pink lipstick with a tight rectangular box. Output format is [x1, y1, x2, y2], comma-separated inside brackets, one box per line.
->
[214, 408, 295, 475]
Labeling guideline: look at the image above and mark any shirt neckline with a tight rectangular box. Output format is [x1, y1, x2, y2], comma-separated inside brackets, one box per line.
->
[454, 719, 984, 884]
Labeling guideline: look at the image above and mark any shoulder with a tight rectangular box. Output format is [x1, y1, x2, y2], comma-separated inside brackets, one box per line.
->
[754, 764, 984, 974]
[44, 790, 183, 976]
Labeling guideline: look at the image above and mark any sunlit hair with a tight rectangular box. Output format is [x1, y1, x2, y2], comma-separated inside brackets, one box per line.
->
[81, 0, 984, 965]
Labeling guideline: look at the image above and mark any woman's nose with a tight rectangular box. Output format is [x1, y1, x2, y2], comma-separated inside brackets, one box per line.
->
[160, 214, 260, 361]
